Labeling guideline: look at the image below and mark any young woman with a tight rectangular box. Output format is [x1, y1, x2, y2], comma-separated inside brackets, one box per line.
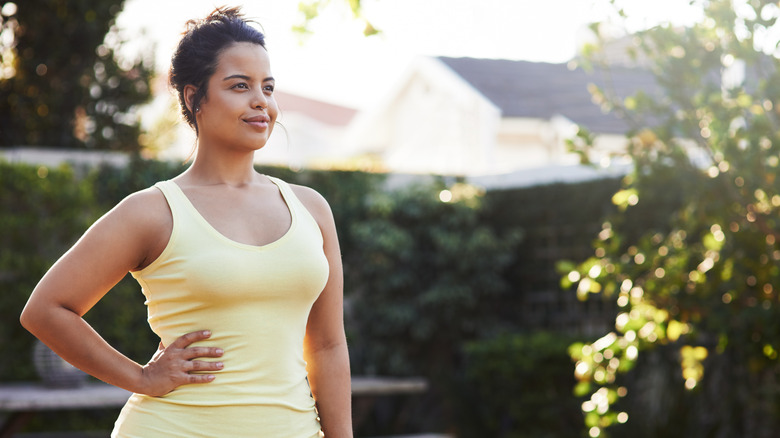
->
[20, 7, 352, 437]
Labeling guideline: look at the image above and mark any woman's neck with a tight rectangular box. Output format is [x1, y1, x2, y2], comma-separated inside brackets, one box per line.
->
[183, 144, 260, 187]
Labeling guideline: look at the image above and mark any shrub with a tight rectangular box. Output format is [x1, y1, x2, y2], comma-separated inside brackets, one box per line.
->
[346, 182, 523, 377]
[0, 160, 97, 381]
[455, 331, 583, 438]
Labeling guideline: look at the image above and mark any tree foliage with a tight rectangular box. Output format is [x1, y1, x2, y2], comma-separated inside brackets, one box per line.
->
[294, 0, 378, 36]
[0, 0, 153, 150]
[565, 1, 780, 436]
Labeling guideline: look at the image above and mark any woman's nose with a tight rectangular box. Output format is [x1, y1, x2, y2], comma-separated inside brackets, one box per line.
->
[252, 91, 268, 109]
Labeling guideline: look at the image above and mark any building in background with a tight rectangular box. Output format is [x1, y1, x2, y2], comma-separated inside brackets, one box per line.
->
[341, 56, 657, 186]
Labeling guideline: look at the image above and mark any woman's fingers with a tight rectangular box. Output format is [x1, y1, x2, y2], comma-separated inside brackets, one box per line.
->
[170, 330, 212, 349]
[170, 330, 223, 360]
[184, 359, 224, 372]
[182, 346, 224, 360]
[187, 373, 216, 384]
[171, 331, 224, 363]
[140, 330, 225, 396]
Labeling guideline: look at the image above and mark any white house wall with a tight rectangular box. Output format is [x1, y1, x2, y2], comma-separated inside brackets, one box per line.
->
[384, 73, 495, 174]
[491, 117, 584, 172]
[495, 118, 555, 171]
[347, 57, 502, 176]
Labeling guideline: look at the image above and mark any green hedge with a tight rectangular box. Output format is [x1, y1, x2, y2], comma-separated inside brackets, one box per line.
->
[0, 161, 97, 381]
[345, 182, 522, 378]
[455, 331, 583, 437]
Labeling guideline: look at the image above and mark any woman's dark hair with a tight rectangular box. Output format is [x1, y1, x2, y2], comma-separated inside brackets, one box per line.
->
[169, 6, 266, 135]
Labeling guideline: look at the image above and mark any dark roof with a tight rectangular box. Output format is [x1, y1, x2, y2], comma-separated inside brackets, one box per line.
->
[437, 56, 658, 134]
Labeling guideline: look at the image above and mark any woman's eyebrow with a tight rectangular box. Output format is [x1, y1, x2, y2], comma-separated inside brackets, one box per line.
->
[223, 74, 250, 81]
[222, 74, 275, 82]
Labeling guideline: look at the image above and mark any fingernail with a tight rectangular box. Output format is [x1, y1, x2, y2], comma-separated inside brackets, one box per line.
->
[203, 330, 211, 336]
[207, 375, 215, 381]
[216, 362, 224, 369]
[216, 348, 224, 355]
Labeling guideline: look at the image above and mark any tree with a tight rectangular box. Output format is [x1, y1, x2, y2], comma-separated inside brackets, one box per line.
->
[0, 0, 153, 150]
[294, 0, 378, 36]
[564, 1, 780, 437]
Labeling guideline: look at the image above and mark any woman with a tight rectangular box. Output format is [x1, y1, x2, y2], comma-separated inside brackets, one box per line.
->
[20, 7, 352, 437]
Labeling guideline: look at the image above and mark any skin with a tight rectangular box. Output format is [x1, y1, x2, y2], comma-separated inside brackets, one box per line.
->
[20, 42, 352, 436]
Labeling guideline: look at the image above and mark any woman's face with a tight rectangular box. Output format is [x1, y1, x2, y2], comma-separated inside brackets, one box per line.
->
[193, 41, 278, 152]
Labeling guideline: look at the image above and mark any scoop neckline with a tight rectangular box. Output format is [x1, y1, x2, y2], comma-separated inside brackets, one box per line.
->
[168, 176, 297, 251]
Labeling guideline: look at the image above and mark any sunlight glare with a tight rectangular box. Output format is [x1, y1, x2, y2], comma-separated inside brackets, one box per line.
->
[0, 2, 16, 16]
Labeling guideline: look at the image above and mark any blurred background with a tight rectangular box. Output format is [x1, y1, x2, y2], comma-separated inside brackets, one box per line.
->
[2, 0, 780, 437]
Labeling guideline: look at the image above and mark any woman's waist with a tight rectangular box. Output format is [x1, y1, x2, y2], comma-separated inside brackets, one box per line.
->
[152, 314, 306, 347]
[135, 373, 314, 408]
[152, 330, 309, 390]
[169, 344, 307, 389]
[155, 325, 304, 358]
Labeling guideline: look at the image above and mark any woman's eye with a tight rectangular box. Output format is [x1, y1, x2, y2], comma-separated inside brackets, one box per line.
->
[264, 85, 275, 93]
[233, 83, 248, 89]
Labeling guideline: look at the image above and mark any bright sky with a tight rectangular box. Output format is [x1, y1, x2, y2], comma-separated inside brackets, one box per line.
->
[116, 0, 704, 110]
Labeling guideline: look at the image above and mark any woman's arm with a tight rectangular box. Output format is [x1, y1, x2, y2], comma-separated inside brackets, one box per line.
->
[20, 188, 223, 396]
[296, 186, 353, 437]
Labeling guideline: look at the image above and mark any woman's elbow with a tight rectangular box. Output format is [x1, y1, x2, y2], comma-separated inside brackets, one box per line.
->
[19, 298, 53, 336]
[20, 302, 40, 333]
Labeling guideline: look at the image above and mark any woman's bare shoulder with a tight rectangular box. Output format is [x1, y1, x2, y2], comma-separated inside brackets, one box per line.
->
[112, 185, 171, 226]
[103, 186, 173, 270]
[289, 184, 332, 220]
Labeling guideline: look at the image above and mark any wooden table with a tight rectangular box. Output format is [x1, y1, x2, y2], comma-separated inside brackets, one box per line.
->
[0, 377, 428, 437]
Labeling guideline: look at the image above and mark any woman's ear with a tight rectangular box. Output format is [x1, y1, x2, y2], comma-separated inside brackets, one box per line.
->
[183, 84, 198, 113]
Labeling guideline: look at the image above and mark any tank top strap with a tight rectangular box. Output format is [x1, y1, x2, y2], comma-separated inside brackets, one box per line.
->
[264, 176, 325, 249]
[266, 176, 301, 211]
[152, 180, 190, 223]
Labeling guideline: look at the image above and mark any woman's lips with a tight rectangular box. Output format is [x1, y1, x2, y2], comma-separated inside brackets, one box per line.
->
[244, 120, 268, 129]
[243, 115, 270, 129]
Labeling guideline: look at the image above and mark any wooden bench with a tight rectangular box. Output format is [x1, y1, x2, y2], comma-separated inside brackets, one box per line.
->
[0, 376, 428, 437]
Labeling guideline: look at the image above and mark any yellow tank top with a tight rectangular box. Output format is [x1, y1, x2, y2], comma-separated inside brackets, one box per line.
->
[112, 176, 329, 438]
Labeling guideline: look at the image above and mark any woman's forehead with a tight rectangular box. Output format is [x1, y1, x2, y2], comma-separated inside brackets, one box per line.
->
[215, 42, 271, 76]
